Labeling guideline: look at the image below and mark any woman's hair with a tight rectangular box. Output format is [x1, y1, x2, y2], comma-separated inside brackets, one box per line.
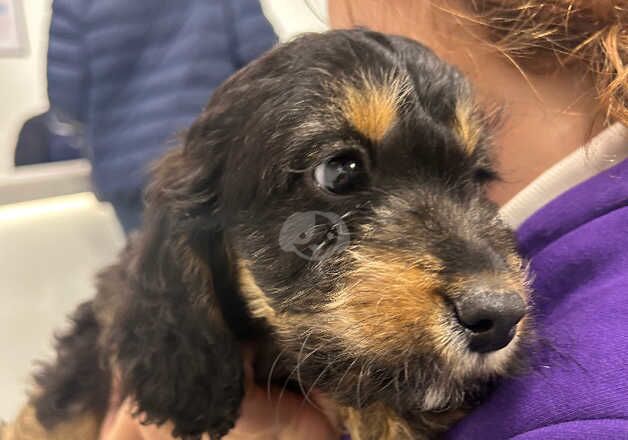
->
[467, 1, 626, 126]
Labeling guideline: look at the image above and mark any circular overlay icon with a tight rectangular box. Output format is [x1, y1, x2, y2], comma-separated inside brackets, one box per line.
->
[278, 211, 350, 261]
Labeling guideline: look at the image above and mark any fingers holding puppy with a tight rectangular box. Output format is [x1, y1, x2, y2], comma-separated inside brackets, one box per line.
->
[99, 350, 338, 440]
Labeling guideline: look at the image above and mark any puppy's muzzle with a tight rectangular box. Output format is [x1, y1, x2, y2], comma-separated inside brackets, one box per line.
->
[452, 289, 526, 353]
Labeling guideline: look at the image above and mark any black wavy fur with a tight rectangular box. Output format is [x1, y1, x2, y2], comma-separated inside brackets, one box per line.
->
[32, 82, 261, 434]
[33, 301, 110, 429]
[33, 149, 248, 439]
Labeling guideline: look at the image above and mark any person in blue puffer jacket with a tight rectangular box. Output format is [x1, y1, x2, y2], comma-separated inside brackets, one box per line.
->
[47, 0, 277, 232]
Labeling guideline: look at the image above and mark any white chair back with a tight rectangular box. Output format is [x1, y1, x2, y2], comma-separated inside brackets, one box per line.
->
[0, 192, 124, 420]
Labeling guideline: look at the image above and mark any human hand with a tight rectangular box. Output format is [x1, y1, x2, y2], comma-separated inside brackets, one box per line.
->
[99, 351, 339, 440]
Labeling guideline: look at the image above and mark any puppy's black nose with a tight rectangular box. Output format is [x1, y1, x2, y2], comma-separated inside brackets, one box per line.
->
[454, 291, 526, 353]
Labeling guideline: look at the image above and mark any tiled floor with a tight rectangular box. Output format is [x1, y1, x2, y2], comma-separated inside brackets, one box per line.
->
[0, 193, 124, 421]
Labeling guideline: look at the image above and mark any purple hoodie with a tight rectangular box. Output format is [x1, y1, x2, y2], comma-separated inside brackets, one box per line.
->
[447, 158, 628, 439]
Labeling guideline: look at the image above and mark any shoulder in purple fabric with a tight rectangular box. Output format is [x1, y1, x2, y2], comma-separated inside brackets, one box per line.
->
[447, 159, 628, 439]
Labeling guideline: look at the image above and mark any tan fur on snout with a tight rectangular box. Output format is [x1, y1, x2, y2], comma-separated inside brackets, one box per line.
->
[325, 250, 447, 362]
[238, 251, 449, 364]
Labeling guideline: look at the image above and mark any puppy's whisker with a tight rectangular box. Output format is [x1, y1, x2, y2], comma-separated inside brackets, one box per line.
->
[289, 211, 357, 253]
[356, 361, 366, 408]
[355, 358, 376, 409]
[394, 372, 403, 408]
[296, 345, 323, 407]
[404, 359, 410, 384]
[296, 331, 313, 367]
[338, 210, 356, 221]
[276, 330, 314, 422]
[298, 223, 332, 238]
[535, 335, 585, 373]
[281, 290, 310, 306]
[371, 186, 406, 202]
[334, 357, 361, 395]
[300, 357, 335, 412]
[287, 166, 312, 174]
[312, 240, 331, 257]
[266, 348, 287, 400]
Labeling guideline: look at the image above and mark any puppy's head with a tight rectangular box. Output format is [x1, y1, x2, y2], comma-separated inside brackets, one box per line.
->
[226, 30, 530, 410]
[129, 29, 531, 437]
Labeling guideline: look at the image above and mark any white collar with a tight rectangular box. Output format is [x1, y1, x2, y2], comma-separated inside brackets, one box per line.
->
[499, 123, 628, 229]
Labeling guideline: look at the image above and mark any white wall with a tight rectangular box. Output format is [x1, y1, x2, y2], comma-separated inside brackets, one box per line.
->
[0, 193, 124, 420]
[261, 0, 328, 41]
[0, 0, 51, 176]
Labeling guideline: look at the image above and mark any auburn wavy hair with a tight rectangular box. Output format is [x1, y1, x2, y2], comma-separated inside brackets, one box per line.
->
[466, 0, 627, 126]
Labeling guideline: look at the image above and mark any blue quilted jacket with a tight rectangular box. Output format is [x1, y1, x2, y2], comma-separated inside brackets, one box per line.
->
[47, 0, 276, 231]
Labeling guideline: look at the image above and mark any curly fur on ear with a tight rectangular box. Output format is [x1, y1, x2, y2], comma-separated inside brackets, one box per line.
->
[31, 114, 248, 439]
[102, 141, 247, 439]
[31, 301, 110, 431]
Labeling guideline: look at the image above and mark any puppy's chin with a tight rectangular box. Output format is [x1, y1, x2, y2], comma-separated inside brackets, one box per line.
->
[438, 321, 529, 379]
[324, 323, 528, 415]
[418, 348, 525, 414]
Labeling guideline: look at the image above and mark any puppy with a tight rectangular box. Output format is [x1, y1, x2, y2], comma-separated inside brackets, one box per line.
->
[11, 29, 531, 440]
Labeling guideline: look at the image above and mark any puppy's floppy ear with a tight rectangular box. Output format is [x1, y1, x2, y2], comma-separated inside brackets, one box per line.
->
[109, 121, 245, 439]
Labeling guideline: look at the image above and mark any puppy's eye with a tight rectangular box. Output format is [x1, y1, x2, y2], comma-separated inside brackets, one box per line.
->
[314, 153, 367, 194]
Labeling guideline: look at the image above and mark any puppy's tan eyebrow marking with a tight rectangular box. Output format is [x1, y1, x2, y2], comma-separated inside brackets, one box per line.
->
[454, 98, 482, 155]
[341, 73, 410, 142]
